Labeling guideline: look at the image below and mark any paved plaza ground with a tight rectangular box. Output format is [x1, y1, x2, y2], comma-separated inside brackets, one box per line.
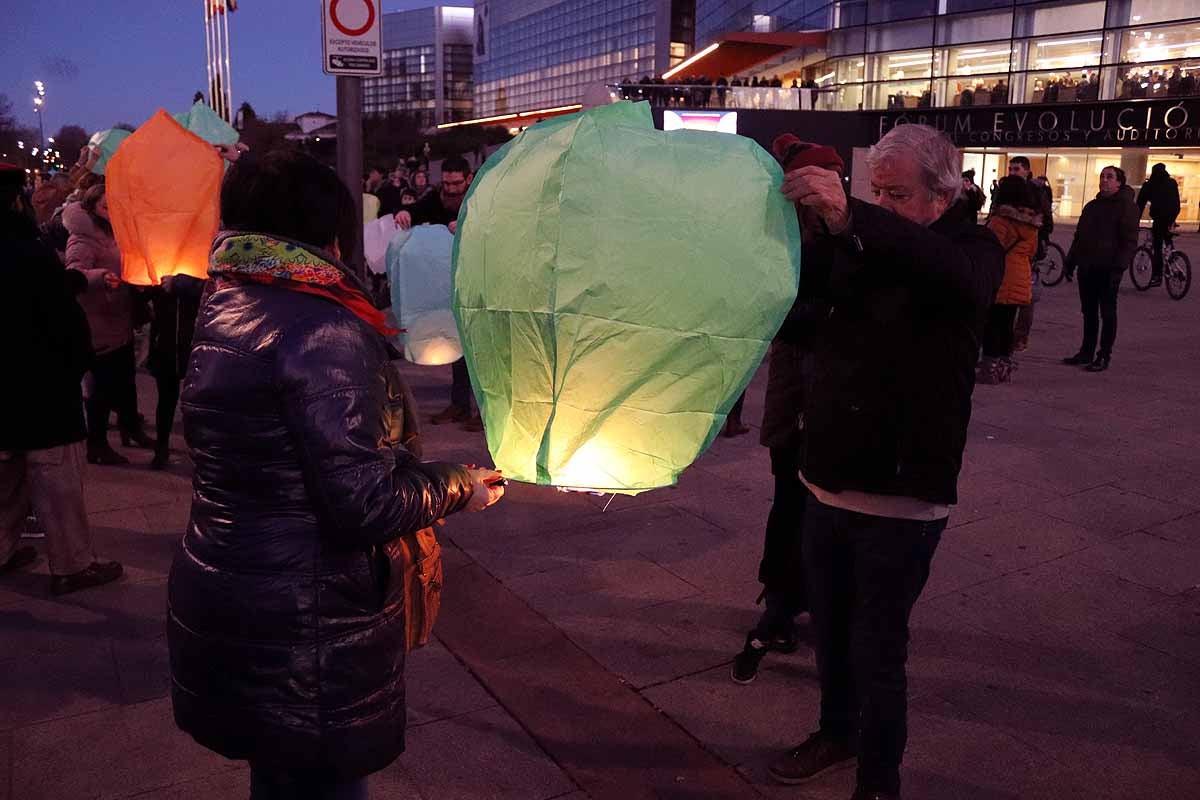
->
[2, 226, 1199, 800]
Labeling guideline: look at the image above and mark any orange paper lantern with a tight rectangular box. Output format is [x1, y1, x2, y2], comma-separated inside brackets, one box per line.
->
[107, 109, 223, 286]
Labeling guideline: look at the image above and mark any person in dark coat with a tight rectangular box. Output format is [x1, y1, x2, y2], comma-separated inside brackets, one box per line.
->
[394, 156, 481, 431]
[167, 151, 505, 800]
[730, 136, 843, 686]
[146, 274, 205, 469]
[375, 168, 410, 217]
[768, 124, 1003, 799]
[1136, 162, 1181, 285]
[1063, 166, 1139, 373]
[0, 163, 124, 595]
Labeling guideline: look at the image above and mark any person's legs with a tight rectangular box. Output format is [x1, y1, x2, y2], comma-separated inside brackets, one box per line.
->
[111, 345, 145, 438]
[86, 352, 117, 452]
[802, 495, 855, 741]
[1077, 269, 1101, 358]
[1151, 219, 1168, 281]
[768, 492, 856, 784]
[1097, 269, 1122, 360]
[154, 372, 181, 460]
[27, 443, 96, 577]
[432, 358, 473, 425]
[0, 454, 32, 566]
[848, 514, 945, 796]
[723, 392, 749, 437]
[981, 304, 1009, 358]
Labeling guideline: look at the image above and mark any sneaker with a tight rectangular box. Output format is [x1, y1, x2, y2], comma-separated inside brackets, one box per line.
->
[976, 357, 1000, 384]
[1, 546, 38, 575]
[430, 405, 469, 425]
[50, 561, 123, 596]
[731, 633, 771, 685]
[768, 730, 856, 785]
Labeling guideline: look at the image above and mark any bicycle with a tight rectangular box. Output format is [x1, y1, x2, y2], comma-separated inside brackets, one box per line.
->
[1035, 240, 1068, 286]
[1130, 229, 1191, 300]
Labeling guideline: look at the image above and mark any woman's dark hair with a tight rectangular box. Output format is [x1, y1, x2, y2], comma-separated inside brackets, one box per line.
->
[220, 150, 359, 264]
[990, 175, 1038, 210]
[81, 183, 114, 236]
[1102, 165, 1127, 185]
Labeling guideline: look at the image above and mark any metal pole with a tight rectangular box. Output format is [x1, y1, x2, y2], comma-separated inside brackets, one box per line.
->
[336, 75, 365, 281]
[37, 111, 45, 151]
[220, 1, 233, 121]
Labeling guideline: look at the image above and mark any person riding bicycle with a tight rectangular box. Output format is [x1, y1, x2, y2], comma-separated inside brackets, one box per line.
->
[1136, 163, 1181, 288]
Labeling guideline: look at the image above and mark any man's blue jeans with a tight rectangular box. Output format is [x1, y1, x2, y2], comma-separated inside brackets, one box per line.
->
[801, 488, 945, 795]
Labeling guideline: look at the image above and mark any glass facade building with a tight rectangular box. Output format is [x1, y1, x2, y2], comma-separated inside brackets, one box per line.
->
[363, 6, 475, 127]
[695, 0, 1199, 112]
[473, 0, 696, 116]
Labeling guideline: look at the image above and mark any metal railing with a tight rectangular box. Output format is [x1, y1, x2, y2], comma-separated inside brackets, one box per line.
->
[607, 83, 827, 111]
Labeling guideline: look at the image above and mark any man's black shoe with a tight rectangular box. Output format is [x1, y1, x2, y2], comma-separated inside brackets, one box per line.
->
[50, 561, 123, 595]
[1086, 355, 1111, 373]
[731, 633, 770, 685]
[768, 730, 855, 785]
[1062, 352, 1092, 366]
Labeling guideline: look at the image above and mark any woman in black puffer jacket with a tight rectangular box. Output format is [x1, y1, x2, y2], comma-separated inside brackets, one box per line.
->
[1063, 165, 1139, 373]
[167, 151, 504, 800]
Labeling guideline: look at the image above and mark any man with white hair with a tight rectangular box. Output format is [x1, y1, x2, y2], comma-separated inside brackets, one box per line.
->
[768, 124, 1003, 800]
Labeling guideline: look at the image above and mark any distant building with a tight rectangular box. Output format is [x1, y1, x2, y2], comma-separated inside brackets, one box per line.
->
[283, 111, 338, 142]
[363, 5, 475, 127]
[472, 0, 697, 117]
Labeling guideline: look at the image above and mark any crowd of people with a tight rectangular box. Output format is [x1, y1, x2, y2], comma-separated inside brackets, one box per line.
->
[0, 107, 1174, 800]
[620, 73, 817, 109]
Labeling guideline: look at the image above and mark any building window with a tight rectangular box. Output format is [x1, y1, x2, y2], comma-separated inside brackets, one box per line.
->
[1013, 0, 1105, 38]
[1107, 0, 1200, 29]
[935, 9, 1013, 45]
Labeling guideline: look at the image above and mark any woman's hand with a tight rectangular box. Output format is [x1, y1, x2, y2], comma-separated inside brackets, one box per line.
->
[465, 468, 505, 512]
[102, 271, 121, 289]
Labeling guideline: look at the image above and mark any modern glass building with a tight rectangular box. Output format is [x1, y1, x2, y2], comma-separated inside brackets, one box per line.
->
[473, 0, 697, 116]
[687, 0, 1200, 220]
[363, 5, 475, 127]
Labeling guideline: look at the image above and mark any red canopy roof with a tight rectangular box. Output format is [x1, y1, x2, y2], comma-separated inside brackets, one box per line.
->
[663, 31, 828, 80]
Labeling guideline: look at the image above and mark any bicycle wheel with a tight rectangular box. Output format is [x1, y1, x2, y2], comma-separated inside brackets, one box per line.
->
[1165, 251, 1191, 300]
[1039, 242, 1066, 286]
[1129, 246, 1154, 291]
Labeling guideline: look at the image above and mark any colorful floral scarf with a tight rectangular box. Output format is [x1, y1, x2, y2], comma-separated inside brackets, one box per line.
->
[209, 233, 396, 337]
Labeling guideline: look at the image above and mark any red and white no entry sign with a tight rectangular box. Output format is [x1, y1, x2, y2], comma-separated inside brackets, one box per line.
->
[322, 0, 382, 76]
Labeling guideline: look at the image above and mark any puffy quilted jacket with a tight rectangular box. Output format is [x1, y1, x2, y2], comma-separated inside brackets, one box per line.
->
[168, 268, 474, 779]
[986, 205, 1040, 306]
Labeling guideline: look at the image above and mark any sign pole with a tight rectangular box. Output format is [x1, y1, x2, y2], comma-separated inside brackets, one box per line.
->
[336, 75, 365, 282]
[322, 0, 381, 284]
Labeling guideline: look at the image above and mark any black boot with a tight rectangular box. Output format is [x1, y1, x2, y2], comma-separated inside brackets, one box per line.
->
[87, 442, 129, 466]
[150, 446, 171, 470]
[120, 427, 156, 449]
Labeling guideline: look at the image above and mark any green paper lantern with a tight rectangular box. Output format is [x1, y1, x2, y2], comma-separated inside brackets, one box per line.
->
[452, 101, 800, 494]
[88, 128, 131, 175]
[173, 101, 239, 146]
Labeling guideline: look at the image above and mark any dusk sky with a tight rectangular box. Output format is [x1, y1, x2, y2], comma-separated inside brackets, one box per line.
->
[1, 0, 454, 136]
